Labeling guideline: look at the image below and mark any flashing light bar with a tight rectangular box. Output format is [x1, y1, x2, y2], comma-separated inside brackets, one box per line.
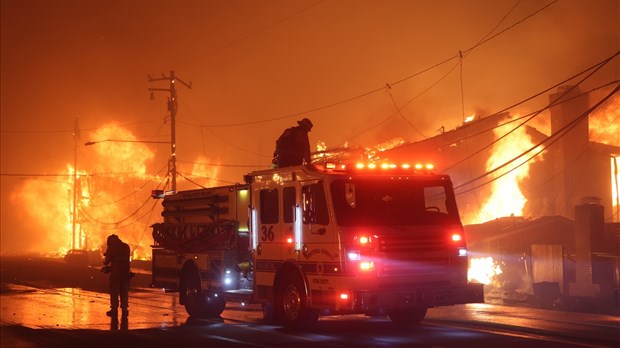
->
[324, 161, 435, 173]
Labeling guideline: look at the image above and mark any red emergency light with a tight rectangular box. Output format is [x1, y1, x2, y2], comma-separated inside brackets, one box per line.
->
[323, 161, 435, 174]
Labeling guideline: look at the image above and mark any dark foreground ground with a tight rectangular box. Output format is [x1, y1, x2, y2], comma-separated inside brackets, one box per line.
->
[2, 255, 619, 348]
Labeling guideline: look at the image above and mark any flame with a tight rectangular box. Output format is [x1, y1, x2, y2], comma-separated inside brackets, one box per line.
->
[613, 156, 620, 221]
[589, 93, 619, 221]
[12, 123, 161, 260]
[589, 93, 619, 146]
[468, 256, 503, 285]
[464, 114, 476, 123]
[189, 155, 220, 188]
[89, 125, 155, 178]
[365, 137, 406, 159]
[468, 117, 543, 223]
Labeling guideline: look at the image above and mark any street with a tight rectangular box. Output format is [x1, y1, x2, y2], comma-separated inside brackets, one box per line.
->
[1, 256, 619, 347]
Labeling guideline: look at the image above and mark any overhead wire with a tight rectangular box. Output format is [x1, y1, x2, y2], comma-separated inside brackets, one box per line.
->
[177, 159, 265, 168]
[441, 51, 619, 173]
[348, 61, 462, 142]
[178, 99, 269, 158]
[436, 80, 619, 166]
[174, 0, 324, 69]
[385, 84, 430, 139]
[79, 170, 169, 228]
[347, 1, 558, 143]
[180, 0, 557, 130]
[1, 118, 162, 135]
[177, 171, 237, 186]
[454, 84, 619, 195]
[87, 164, 168, 208]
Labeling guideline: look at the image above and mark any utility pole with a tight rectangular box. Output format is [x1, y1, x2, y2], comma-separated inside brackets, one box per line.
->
[72, 117, 80, 250]
[148, 70, 192, 193]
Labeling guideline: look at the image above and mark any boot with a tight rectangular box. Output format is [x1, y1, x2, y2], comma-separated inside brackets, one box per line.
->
[106, 309, 118, 317]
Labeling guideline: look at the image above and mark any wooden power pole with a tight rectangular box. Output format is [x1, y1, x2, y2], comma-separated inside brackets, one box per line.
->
[148, 71, 192, 193]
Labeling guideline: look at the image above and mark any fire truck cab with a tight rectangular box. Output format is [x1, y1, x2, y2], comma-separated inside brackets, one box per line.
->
[151, 162, 484, 328]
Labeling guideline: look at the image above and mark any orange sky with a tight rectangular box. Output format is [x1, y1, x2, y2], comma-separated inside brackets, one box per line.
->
[1, 0, 618, 255]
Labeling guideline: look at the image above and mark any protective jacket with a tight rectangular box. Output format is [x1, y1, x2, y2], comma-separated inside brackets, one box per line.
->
[272, 125, 311, 167]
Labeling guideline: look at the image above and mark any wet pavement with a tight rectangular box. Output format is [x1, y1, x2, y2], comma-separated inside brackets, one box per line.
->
[1, 256, 619, 347]
[2, 281, 619, 347]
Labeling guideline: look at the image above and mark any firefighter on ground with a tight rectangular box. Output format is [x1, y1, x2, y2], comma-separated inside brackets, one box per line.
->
[272, 117, 313, 168]
[102, 234, 132, 318]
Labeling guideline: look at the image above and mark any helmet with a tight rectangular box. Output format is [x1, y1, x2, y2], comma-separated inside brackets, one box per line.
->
[297, 118, 313, 131]
[107, 234, 120, 244]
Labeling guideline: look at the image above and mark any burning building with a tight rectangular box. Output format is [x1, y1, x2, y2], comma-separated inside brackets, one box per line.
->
[373, 85, 620, 312]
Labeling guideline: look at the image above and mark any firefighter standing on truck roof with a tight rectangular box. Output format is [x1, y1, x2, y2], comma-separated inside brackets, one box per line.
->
[102, 234, 132, 319]
[272, 117, 313, 168]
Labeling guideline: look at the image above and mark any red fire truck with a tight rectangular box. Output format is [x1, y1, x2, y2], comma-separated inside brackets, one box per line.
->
[151, 162, 483, 328]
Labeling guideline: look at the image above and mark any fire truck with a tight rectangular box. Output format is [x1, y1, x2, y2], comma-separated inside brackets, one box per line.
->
[151, 162, 484, 328]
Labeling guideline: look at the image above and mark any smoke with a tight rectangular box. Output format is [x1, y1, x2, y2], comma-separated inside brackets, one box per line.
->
[2, 0, 618, 255]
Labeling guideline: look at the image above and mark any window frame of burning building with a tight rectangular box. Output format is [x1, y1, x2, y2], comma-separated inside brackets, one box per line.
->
[329, 178, 460, 226]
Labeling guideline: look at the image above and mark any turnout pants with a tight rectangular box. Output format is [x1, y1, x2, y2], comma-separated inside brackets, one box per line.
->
[109, 274, 130, 314]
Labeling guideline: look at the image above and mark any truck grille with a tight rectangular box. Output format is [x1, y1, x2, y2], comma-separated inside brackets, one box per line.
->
[378, 231, 449, 276]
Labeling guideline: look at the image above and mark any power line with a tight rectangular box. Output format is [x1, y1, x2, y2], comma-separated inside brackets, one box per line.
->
[1, 118, 162, 134]
[79, 172, 168, 227]
[177, 171, 237, 186]
[440, 52, 619, 173]
[175, 0, 324, 69]
[454, 84, 619, 195]
[177, 159, 265, 168]
[178, 99, 269, 158]
[87, 164, 168, 208]
[461, 0, 558, 57]
[178, 0, 556, 129]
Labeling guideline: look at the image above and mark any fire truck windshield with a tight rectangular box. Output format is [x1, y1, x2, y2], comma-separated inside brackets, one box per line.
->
[330, 178, 460, 226]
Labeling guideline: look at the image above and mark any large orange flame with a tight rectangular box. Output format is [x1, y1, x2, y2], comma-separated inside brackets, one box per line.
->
[468, 117, 544, 224]
[189, 155, 221, 188]
[468, 256, 503, 285]
[12, 123, 164, 260]
[589, 94, 619, 146]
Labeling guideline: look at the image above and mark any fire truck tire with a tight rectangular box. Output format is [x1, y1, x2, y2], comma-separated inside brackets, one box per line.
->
[276, 273, 318, 329]
[388, 307, 427, 328]
[182, 270, 226, 318]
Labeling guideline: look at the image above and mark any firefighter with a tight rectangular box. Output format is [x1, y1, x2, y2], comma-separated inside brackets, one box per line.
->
[272, 117, 313, 168]
[102, 234, 132, 318]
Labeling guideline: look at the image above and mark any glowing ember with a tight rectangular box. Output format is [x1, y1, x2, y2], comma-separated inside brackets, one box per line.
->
[365, 137, 405, 159]
[468, 256, 503, 285]
[470, 117, 543, 223]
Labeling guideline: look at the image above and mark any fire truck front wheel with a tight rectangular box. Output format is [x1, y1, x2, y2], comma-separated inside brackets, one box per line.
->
[181, 268, 226, 318]
[388, 307, 427, 328]
[276, 273, 318, 329]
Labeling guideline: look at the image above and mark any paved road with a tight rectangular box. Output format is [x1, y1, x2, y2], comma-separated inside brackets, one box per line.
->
[1, 256, 619, 347]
